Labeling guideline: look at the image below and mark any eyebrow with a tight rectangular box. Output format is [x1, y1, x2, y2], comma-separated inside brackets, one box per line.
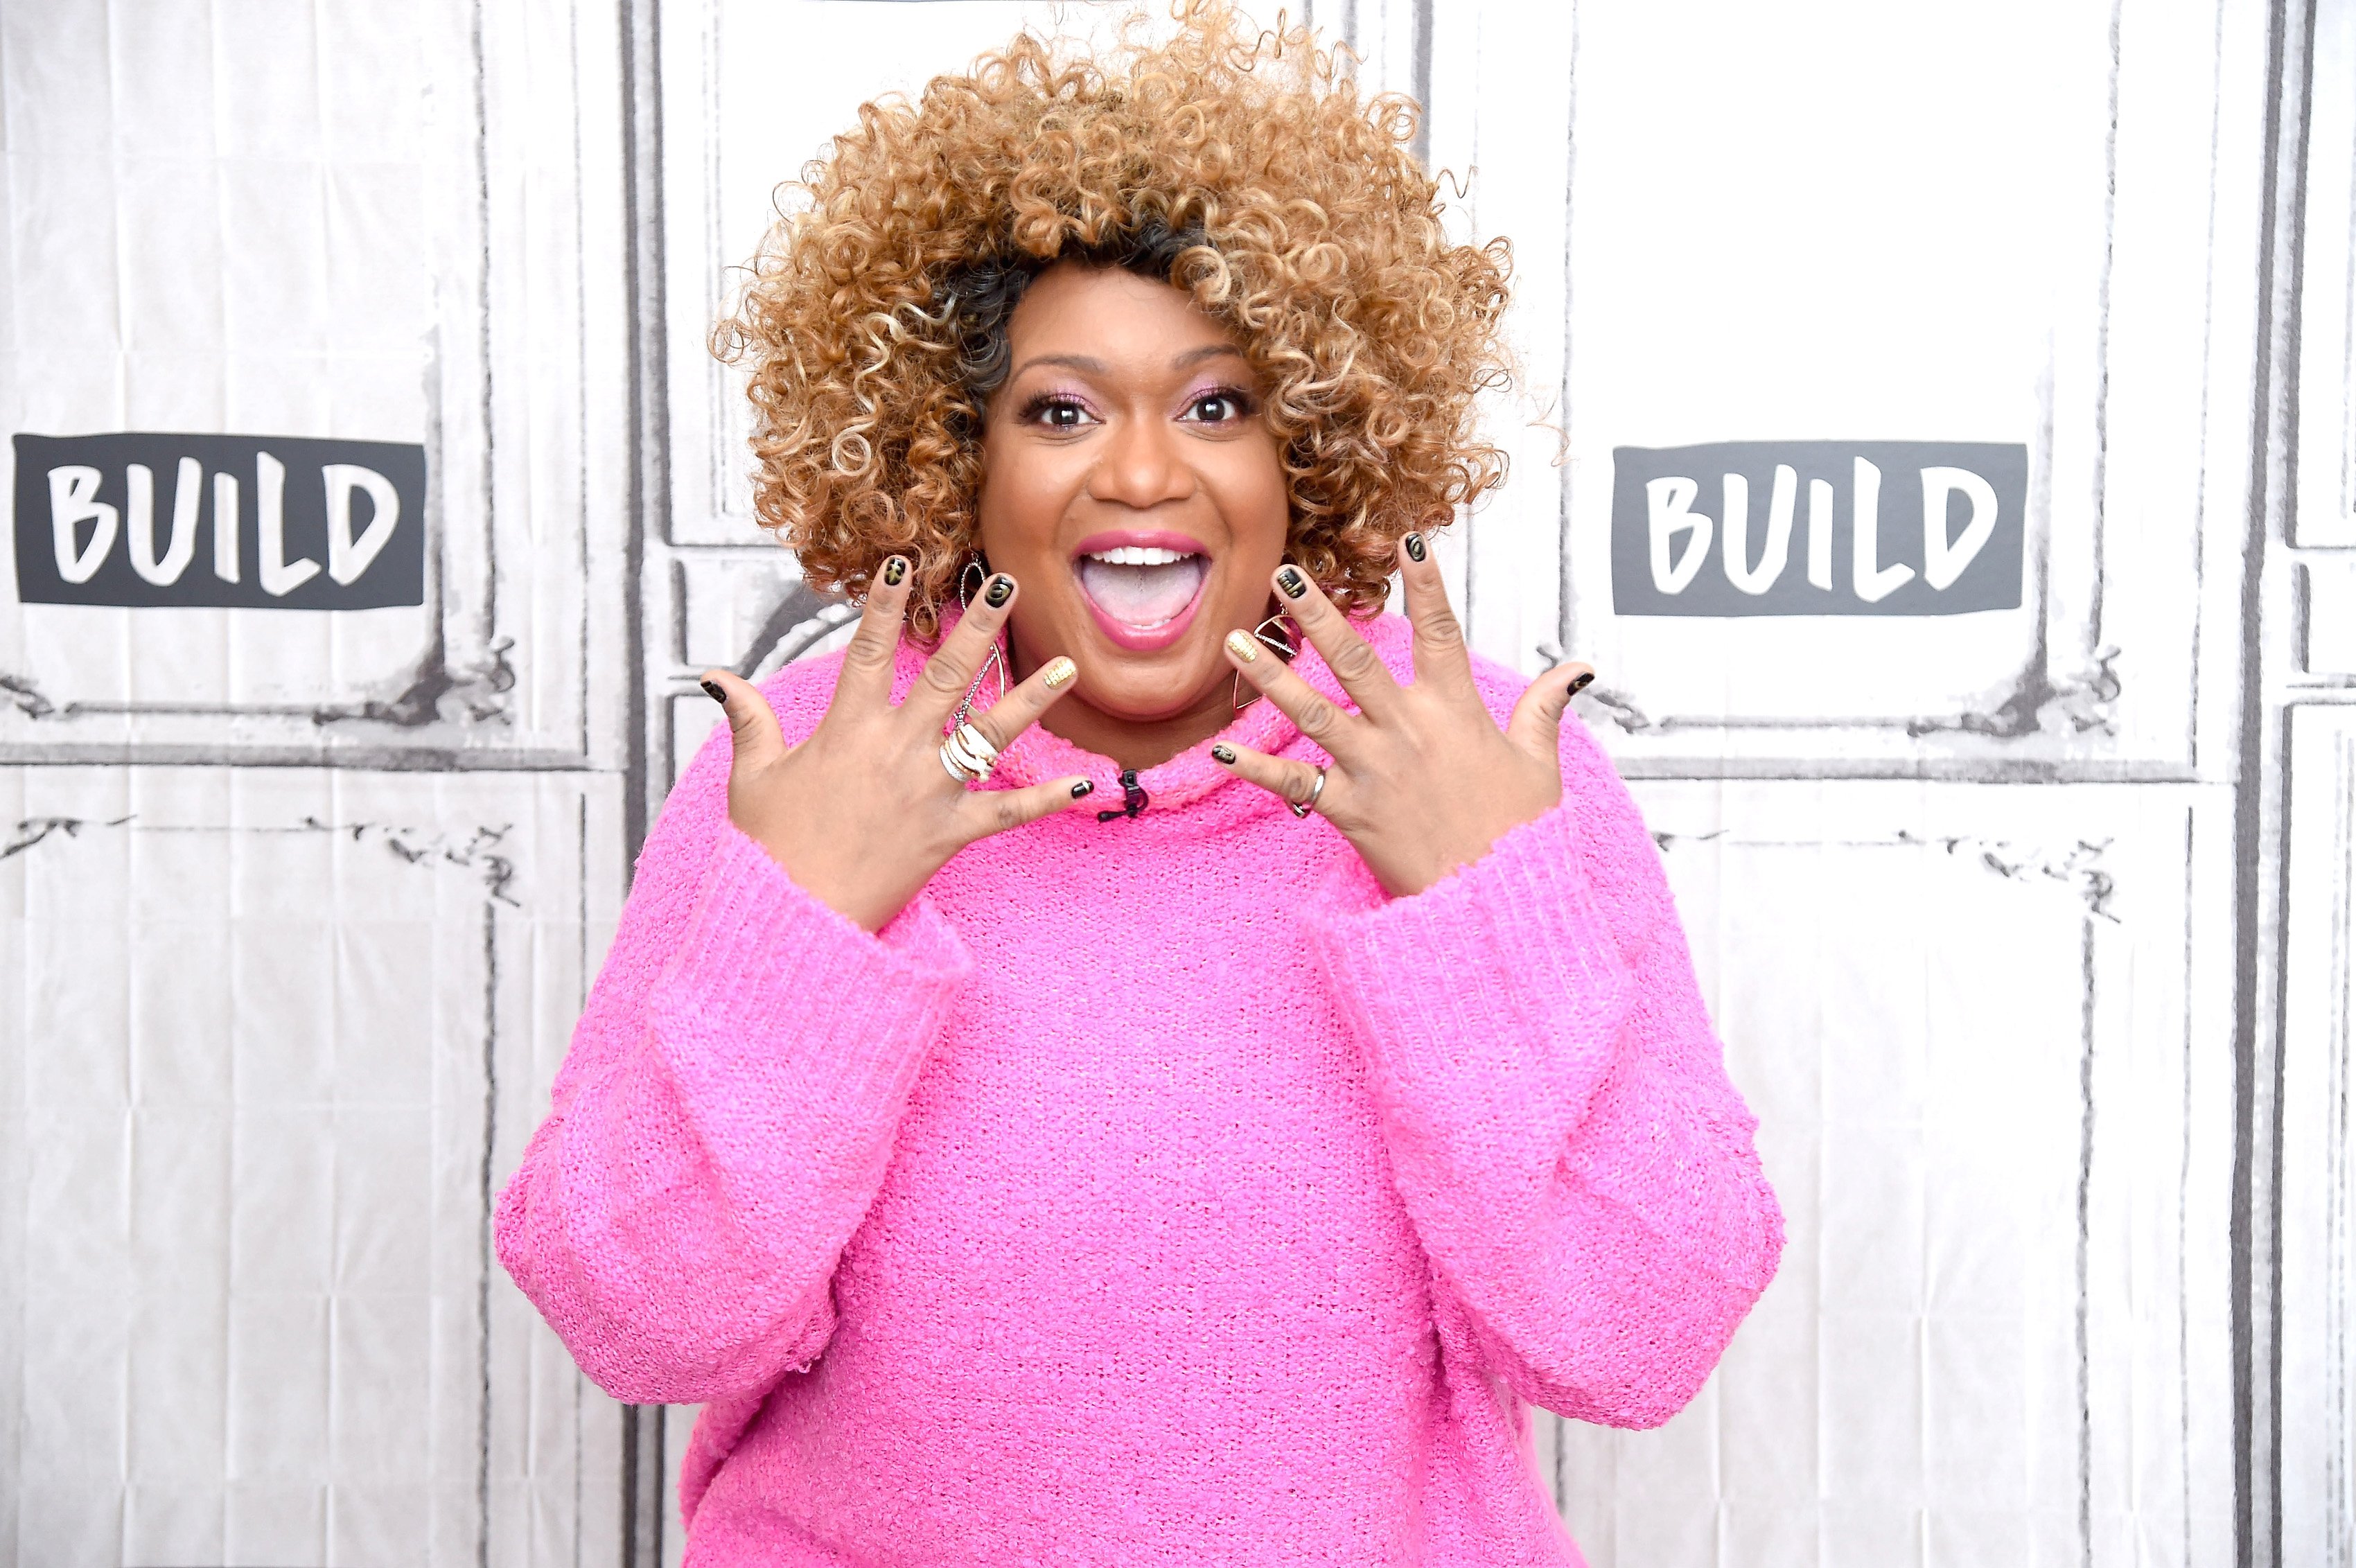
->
[1007, 344, 1249, 381]
[1170, 344, 1248, 370]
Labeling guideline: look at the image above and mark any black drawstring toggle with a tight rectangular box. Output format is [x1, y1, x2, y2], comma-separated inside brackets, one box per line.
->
[1096, 768, 1148, 822]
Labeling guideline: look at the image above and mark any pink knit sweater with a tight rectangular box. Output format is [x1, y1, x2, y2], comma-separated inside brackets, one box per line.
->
[495, 612, 1782, 1566]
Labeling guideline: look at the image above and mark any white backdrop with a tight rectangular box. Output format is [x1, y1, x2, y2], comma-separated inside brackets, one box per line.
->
[1, 1, 2348, 1565]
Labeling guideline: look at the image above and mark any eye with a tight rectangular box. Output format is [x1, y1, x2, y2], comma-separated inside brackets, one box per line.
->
[1021, 394, 1097, 430]
[1183, 388, 1255, 425]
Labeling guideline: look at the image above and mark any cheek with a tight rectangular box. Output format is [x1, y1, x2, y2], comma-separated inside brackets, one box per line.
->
[975, 441, 1071, 563]
[1208, 441, 1291, 570]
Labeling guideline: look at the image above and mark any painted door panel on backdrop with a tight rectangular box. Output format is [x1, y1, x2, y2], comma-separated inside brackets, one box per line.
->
[0, 766, 624, 1567]
[0, 0, 628, 770]
[2296, 0, 2356, 553]
[2287, 53, 2356, 1544]
[2281, 1, 2356, 1548]
[1397, 1, 2255, 779]
[2279, 706, 2356, 1563]
[1531, 778, 2236, 1567]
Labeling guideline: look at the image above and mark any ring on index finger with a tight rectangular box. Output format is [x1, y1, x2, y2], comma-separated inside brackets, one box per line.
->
[940, 721, 999, 784]
[1289, 766, 1328, 820]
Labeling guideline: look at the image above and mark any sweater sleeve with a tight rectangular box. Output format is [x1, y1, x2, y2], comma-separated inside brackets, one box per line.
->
[1305, 716, 1783, 1430]
[493, 687, 973, 1404]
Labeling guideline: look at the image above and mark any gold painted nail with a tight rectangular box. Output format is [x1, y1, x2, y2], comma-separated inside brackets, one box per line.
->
[1224, 629, 1260, 663]
[1041, 655, 1077, 689]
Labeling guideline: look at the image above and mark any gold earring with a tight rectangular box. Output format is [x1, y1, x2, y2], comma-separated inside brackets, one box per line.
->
[1231, 609, 1299, 712]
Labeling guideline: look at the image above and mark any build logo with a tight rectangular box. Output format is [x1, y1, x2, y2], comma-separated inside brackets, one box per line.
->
[12, 432, 426, 610]
[1611, 441, 2028, 617]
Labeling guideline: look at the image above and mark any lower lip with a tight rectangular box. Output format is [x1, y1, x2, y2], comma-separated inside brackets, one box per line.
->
[1075, 562, 1210, 652]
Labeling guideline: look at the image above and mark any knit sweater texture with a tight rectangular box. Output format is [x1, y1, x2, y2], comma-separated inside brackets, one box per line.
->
[495, 612, 1784, 1566]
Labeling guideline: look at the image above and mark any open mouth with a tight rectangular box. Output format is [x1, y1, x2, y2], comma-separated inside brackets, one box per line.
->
[1072, 534, 1211, 651]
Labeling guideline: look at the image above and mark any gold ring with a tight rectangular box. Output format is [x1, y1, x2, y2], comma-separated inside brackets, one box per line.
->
[939, 739, 983, 784]
[1289, 766, 1327, 820]
[953, 721, 1000, 768]
[939, 725, 996, 784]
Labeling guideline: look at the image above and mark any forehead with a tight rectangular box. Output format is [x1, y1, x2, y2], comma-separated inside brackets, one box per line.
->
[1005, 262, 1247, 369]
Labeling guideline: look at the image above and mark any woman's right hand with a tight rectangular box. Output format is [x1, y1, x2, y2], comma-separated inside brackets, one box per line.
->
[698, 560, 1093, 933]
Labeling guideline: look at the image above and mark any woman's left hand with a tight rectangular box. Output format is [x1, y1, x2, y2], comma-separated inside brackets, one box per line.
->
[1215, 534, 1595, 899]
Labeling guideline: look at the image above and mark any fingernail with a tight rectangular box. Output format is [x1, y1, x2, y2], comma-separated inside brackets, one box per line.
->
[1041, 655, 1076, 689]
[985, 573, 1014, 608]
[1569, 671, 1595, 696]
[1403, 532, 1426, 563]
[1071, 779, 1093, 799]
[1212, 743, 1236, 764]
[1276, 565, 1309, 599]
[881, 556, 906, 587]
[701, 678, 726, 704]
[1224, 628, 1260, 663]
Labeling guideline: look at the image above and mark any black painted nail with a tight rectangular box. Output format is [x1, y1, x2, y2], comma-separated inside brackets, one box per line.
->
[1071, 779, 1094, 799]
[701, 678, 726, 704]
[1212, 743, 1236, 764]
[1403, 532, 1426, 563]
[1276, 565, 1308, 599]
[985, 573, 1014, 608]
[881, 556, 906, 587]
[1568, 671, 1594, 696]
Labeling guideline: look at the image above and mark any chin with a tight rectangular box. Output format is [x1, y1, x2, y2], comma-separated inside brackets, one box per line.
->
[1075, 642, 1227, 723]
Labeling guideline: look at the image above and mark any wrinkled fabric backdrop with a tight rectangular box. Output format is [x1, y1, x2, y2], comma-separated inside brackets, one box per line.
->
[1, 1, 2349, 1564]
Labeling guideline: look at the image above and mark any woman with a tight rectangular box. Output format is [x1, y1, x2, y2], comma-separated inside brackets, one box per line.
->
[496, 6, 1782, 1562]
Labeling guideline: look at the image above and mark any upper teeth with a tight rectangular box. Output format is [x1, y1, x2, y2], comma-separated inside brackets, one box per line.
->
[1085, 545, 1196, 566]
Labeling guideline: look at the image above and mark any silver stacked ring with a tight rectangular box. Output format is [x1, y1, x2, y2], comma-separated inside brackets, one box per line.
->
[938, 721, 1001, 784]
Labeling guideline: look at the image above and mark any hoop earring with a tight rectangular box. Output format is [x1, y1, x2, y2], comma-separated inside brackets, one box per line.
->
[1232, 607, 1300, 712]
[952, 551, 1008, 731]
[956, 554, 990, 606]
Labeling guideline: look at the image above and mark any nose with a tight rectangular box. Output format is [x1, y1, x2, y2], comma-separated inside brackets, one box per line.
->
[1085, 412, 1195, 511]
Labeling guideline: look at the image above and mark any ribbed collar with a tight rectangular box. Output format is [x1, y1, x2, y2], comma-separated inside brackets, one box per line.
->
[897, 606, 1391, 812]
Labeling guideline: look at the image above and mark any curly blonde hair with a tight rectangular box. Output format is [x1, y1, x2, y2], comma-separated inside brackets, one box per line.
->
[714, 0, 1513, 637]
